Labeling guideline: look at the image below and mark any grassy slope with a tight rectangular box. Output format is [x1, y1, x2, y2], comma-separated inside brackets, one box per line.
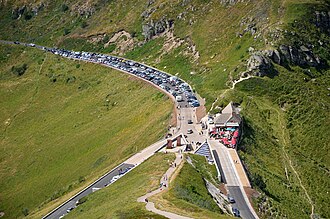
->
[150, 157, 230, 219]
[230, 66, 330, 218]
[65, 153, 174, 219]
[0, 44, 172, 219]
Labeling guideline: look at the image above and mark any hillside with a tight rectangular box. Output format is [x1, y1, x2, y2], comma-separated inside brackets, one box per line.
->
[0, 0, 329, 218]
[0, 44, 172, 218]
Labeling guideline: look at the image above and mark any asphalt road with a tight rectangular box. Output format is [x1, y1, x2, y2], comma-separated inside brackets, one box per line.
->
[228, 186, 255, 219]
[44, 163, 134, 219]
[209, 140, 257, 219]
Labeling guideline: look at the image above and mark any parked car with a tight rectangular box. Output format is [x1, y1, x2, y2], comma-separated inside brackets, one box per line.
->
[188, 120, 193, 124]
[232, 207, 240, 217]
[187, 129, 193, 134]
[66, 207, 74, 213]
[228, 195, 235, 203]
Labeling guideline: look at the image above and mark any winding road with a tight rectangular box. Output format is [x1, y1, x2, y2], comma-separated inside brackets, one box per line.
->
[0, 40, 258, 219]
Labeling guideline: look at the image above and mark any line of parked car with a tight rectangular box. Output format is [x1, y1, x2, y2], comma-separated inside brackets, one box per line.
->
[21, 42, 200, 107]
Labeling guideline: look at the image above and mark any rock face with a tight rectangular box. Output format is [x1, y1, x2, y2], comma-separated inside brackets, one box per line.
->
[247, 53, 273, 76]
[142, 17, 173, 40]
[315, 11, 330, 32]
[220, 0, 247, 5]
[71, 2, 95, 17]
[278, 45, 321, 67]
[246, 44, 323, 76]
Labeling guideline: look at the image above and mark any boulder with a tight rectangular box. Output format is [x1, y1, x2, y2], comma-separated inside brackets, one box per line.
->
[142, 17, 173, 41]
[220, 0, 246, 5]
[315, 11, 330, 31]
[247, 54, 272, 76]
[278, 44, 322, 67]
[272, 50, 281, 64]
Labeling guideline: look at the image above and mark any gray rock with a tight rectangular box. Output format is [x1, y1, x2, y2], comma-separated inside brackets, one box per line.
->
[220, 0, 246, 5]
[147, 0, 155, 7]
[247, 54, 272, 76]
[272, 50, 281, 64]
[142, 17, 172, 40]
[142, 23, 155, 41]
[277, 44, 322, 67]
[315, 11, 330, 31]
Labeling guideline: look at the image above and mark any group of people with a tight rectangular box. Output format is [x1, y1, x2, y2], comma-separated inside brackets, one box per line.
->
[209, 127, 240, 149]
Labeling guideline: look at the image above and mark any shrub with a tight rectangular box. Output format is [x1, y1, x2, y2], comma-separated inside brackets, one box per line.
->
[22, 208, 29, 216]
[11, 63, 27, 76]
[78, 176, 85, 183]
[81, 21, 88, 28]
[23, 10, 34, 20]
[63, 28, 70, 36]
[61, 4, 69, 12]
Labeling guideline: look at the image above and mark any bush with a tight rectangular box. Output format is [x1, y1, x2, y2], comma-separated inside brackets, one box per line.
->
[11, 63, 27, 76]
[81, 21, 88, 28]
[12, 9, 19, 20]
[23, 10, 34, 20]
[78, 176, 85, 183]
[63, 28, 70, 36]
[22, 208, 29, 216]
[61, 4, 69, 12]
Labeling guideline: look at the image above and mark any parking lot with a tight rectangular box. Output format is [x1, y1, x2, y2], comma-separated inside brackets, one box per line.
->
[29, 43, 200, 108]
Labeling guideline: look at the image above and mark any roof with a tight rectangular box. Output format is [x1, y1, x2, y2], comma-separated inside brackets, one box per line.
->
[215, 102, 241, 126]
[214, 113, 232, 125]
[222, 101, 235, 114]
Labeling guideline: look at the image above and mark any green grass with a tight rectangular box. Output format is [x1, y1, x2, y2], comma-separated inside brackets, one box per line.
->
[172, 162, 219, 213]
[233, 66, 330, 218]
[0, 44, 172, 219]
[64, 153, 174, 219]
[189, 154, 219, 186]
[150, 160, 230, 219]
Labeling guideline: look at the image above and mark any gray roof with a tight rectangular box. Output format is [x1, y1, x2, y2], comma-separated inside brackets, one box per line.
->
[215, 113, 232, 125]
[215, 102, 241, 126]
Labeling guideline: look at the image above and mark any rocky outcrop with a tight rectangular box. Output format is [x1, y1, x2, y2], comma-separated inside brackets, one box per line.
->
[220, 0, 247, 5]
[278, 45, 322, 67]
[71, 2, 95, 18]
[246, 44, 323, 77]
[315, 11, 330, 32]
[142, 17, 173, 40]
[11, 3, 44, 20]
[247, 53, 273, 76]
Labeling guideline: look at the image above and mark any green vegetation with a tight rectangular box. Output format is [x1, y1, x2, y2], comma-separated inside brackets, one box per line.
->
[150, 159, 230, 219]
[0, 45, 172, 218]
[189, 154, 219, 186]
[173, 162, 220, 212]
[11, 63, 28, 76]
[227, 66, 330, 218]
[65, 153, 173, 219]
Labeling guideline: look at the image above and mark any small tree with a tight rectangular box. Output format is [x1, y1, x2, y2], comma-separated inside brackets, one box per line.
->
[11, 63, 28, 76]
[81, 21, 88, 28]
[22, 208, 29, 216]
[63, 28, 70, 36]
[61, 4, 69, 12]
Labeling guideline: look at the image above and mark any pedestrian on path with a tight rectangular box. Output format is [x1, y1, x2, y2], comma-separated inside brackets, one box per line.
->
[145, 198, 148, 203]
